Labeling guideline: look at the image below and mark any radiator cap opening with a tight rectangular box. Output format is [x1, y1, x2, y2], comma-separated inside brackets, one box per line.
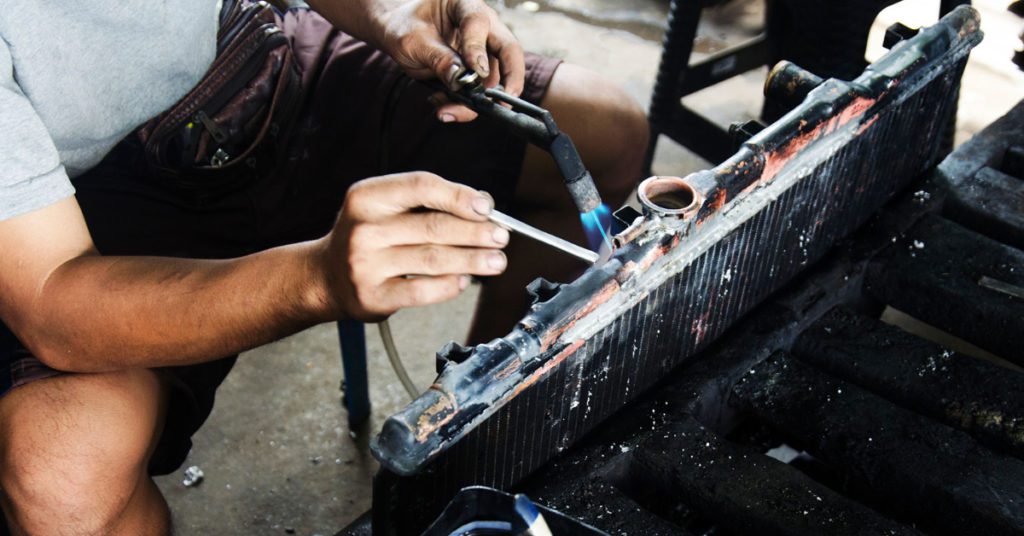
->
[638, 176, 702, 219]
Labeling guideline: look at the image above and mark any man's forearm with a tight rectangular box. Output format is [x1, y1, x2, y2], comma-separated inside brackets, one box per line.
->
[305, 0, 398, 50]
[22, 240, 334, 373]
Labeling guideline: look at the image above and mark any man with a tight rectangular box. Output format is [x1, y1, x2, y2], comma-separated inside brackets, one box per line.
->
[0, 0, 647, 532]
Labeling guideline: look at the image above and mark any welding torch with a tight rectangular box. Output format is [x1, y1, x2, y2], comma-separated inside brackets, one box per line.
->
[424, 72, 605, 264]
[433, 72, 603, 214]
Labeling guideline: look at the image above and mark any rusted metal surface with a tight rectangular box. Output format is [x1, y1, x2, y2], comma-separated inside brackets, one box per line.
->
[945, 166, 1024, 250]
[938, 97, 1024, 250]
[794, 307, 1024, 458]
[366, 8, 982, 535]
[864, 215, 1024, 367]
[629, 417, 920, 536]
[733, 351, 1024, 536]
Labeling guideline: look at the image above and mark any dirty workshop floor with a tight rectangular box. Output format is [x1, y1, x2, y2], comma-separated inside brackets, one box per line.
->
[152, 1, 1023, 534]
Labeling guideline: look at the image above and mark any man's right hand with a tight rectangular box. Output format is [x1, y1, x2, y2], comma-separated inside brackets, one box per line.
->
[318, 171, 510, 322]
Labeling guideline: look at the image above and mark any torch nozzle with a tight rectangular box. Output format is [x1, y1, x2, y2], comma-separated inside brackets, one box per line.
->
[566, 171, 602, 214]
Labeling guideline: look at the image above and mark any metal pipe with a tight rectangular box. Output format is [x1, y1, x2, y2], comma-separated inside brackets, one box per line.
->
[764, 60, 824, 110]
[488, 210, 599, 264]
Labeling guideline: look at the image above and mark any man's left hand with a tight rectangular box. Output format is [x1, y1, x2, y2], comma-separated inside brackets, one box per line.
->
[311, 0, 525, 121]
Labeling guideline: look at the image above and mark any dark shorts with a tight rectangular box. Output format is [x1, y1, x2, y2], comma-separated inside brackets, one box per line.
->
[0, 7, 561, 475]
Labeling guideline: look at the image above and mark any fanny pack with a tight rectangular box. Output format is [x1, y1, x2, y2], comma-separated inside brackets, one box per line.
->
[135, 0, 302, 189]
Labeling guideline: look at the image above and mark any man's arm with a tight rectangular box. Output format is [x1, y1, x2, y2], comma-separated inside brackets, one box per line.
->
[0, 172, 508, 373]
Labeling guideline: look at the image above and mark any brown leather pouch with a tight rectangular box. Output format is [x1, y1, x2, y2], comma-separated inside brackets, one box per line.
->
[135, 0, 302, 190]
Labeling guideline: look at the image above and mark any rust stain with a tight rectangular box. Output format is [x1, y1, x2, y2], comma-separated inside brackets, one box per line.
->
[636, 241, 673, 273]
[414, 390, 458, 443]
[856, 114, 880, 135]
[510, 339, 586, 399]
[699, 189, 729, 225]
[540, 281, 621, 351]
[494, 356, 523, 381]
[617, 224, 647, 245]
[535, 233, 674, 354]
[758, 95, 880, 190]
[691, 311, 712, 346]
[835, 94, 878, 127]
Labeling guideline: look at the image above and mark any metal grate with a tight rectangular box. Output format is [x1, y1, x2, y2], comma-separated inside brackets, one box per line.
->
[500, 97, 1024, 536]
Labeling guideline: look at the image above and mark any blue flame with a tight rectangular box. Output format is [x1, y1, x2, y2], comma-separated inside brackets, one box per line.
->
[580, 203, 614, 252]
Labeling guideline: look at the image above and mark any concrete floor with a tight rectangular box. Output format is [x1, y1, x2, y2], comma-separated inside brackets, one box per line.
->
[153, 1, 1024, 533]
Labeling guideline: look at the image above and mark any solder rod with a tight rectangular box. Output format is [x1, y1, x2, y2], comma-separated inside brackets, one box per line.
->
[488, 210, 599, 264]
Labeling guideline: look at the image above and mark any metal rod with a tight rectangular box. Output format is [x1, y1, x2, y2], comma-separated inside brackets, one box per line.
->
[488, 210, 599, 264]
[978, 275, 1024, 300]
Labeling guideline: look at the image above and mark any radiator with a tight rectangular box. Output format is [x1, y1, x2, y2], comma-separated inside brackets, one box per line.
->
[368, 7, 982, 534]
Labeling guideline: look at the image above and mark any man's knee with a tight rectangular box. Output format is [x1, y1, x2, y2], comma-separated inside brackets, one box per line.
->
[0, 369, 165, 535]
[1, 450, 147, 534]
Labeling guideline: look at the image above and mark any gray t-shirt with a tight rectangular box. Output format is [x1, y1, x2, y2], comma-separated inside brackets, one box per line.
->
[0, 1, 220, 220]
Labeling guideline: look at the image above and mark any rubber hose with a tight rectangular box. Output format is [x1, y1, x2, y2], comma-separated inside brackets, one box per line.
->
[379, 319, 418, 400]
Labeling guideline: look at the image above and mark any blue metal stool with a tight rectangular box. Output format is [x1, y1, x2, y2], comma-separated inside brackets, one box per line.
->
[337, 320, 371, 428]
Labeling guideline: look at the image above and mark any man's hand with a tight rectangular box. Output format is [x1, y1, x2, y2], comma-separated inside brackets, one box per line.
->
[319, 171, 510, 322]
[308, 0, 525, 120]
[372, 0, 523, 92]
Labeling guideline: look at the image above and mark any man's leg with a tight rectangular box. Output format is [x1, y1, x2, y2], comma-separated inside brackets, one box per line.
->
[467, 63, 650, 343]
[0, 369, 170, 535]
